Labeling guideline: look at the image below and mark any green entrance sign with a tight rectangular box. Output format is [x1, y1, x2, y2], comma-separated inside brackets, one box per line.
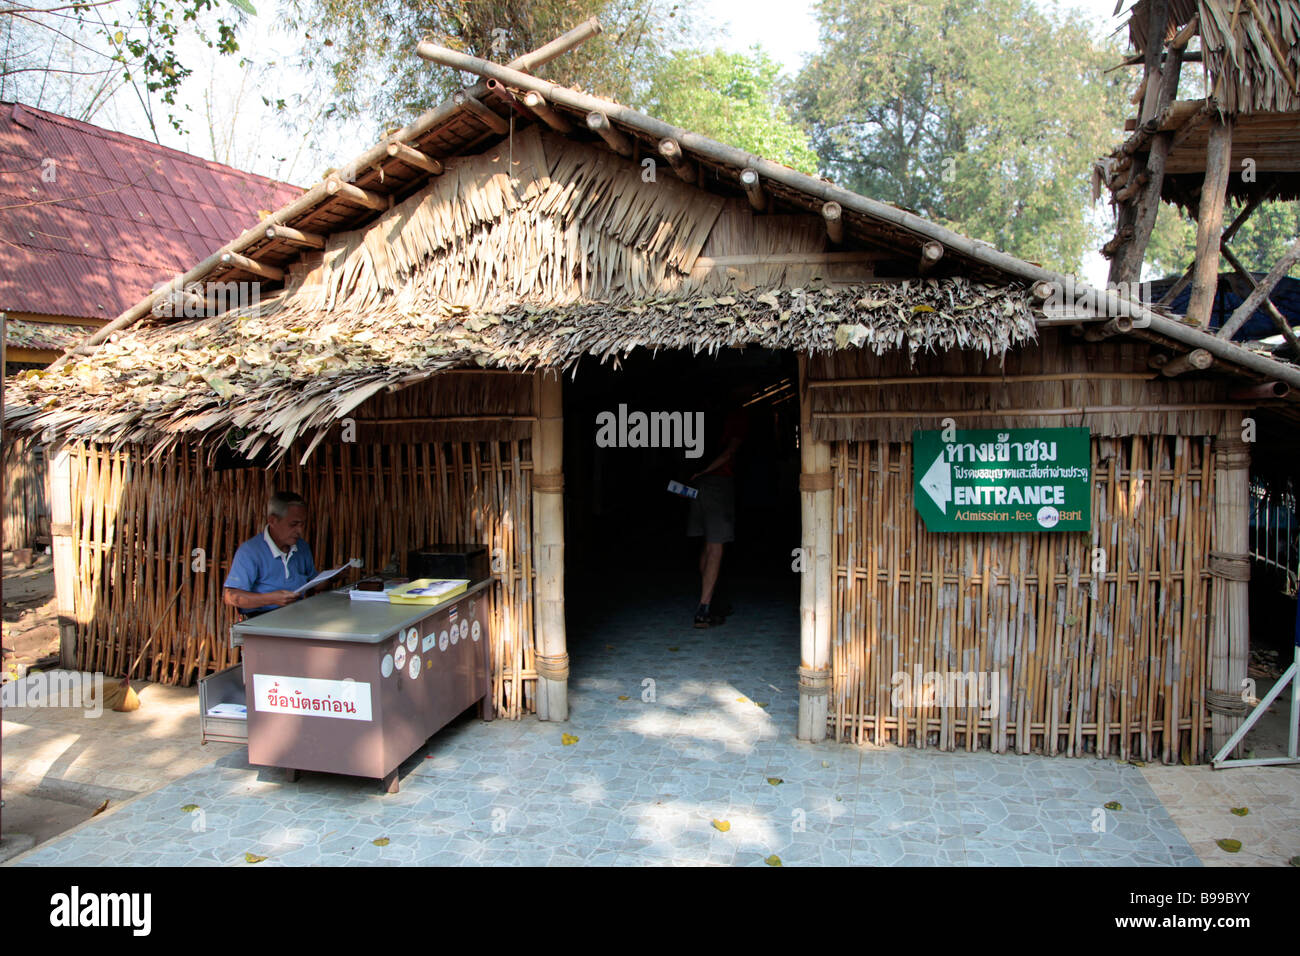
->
[912, 427, 1091, 532]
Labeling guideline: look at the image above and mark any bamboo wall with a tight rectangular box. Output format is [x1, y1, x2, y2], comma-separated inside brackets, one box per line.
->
[4, 435, 47, 550]
[62, 373, 540, 717]
[807, 333, 1239, 760]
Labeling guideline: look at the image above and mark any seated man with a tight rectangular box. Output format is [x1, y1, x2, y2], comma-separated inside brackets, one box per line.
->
[222, 491, 318, 617]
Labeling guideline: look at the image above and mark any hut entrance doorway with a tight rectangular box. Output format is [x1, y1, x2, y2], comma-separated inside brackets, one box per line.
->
[561, 348, 802, 718]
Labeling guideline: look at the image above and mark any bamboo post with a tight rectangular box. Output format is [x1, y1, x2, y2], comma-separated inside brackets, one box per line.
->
[48, 445, 77, 668]
[797, 354, 832, 741]
[1209, 423, 1250, 756]
[531, 371, 568, 721]
[1186, 119, 1233, 328]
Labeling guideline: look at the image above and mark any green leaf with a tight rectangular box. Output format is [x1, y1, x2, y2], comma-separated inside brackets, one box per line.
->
[1216, 839, 1242, 853]
[1230, 807, 1249, 816]
[227, 0, 257, 14]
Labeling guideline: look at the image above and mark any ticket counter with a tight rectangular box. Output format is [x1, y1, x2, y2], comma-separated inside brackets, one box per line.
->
[229, 581, 493, 792]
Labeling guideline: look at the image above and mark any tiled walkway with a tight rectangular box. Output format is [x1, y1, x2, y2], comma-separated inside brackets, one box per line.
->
[8, 574, 1201, 866]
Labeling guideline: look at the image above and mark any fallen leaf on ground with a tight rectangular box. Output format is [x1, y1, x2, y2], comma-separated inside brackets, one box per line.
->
[1216, 839, 1242, 853]
[764, 855, 782, 867]
[736, 697, 749, 703]
[755, 701, 769, 708]
[668, 647, 679, 652]
[821, 761, 830, 768]
[1230, 807, 1249, 816]
[1128, 759, 1145, 767]
[712, 819, 730, 832]
[617, 695, 629, 701]
[1104, 801, 1122, 811]
[561, 733, 579, 746]
[373, 837, 390, 847]
[181, 804, 199, 812]
[766, 777, 784, 786]
[92, 799, 109, 816]
[244, 852, 267, 864]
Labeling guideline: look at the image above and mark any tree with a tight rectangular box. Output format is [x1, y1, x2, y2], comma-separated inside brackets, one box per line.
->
[641, 46, 818, 174]
[792, 0, 1128, 273]
[284, 0, 696, 137]
[1145, 200, 1300, 281]
[0, 0, 254, 138]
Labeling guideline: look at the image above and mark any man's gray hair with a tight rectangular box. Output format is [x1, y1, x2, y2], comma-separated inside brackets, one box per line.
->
[269, 490, 306, 517]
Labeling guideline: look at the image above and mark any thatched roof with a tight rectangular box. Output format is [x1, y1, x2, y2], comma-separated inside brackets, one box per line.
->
[1126, 0, 1300, 115]
[8, 25, 1300, 459]
[4, 128, 1035, 459]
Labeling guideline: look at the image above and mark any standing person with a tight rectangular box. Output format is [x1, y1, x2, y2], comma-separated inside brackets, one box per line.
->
[222, 490, 318, 618]
[687, 384, 750, 627]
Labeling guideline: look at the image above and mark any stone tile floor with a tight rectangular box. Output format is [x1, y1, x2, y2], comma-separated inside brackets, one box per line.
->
[5, 578, 1223, 866]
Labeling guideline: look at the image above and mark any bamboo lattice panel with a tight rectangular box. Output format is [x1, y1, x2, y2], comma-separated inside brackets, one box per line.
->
[67, 437, 538, 717]
[828, 434, 1217, 761]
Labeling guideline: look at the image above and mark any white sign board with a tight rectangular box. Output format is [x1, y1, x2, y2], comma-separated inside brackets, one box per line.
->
[253, 674, 373, 721]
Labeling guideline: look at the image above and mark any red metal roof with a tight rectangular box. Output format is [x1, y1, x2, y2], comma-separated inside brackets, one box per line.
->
[0, 101, 302, 321]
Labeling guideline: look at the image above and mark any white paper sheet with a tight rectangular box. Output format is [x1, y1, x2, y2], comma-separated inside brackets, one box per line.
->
[294, 564, 349, 595]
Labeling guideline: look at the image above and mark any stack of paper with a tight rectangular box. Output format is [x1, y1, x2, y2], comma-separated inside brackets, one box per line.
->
[206, 702, 247, 719]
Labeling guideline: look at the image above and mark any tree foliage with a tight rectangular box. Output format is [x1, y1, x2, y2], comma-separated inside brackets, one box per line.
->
[641, 46, 818, 173]
[285, 0, 695, 135]
[792, 0, 1127, 273]
[0, 0, 252, 137]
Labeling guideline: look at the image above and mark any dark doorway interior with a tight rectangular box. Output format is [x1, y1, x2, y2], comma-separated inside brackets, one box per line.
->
[562, 348, 801, 644]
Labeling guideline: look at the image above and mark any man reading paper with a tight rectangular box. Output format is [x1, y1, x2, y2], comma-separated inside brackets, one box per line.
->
[223, 491, 319, 617]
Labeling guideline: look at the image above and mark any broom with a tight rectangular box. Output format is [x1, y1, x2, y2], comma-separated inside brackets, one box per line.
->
[101, 590, 182, 712]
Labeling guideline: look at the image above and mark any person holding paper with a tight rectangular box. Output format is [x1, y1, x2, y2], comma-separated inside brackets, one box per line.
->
[222, 491, 319, 616]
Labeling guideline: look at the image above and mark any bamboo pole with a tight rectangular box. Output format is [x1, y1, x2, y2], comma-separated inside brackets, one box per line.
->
[797, 355, 823, 740]
[1209, 424, 1250, 755]
[48, 446, 77, 667]
[531, 371, 568, 721]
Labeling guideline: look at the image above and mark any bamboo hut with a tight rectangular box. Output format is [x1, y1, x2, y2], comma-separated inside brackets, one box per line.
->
[7, 20, 1300, 756]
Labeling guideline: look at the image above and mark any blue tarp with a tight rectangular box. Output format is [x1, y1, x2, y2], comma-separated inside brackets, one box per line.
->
[1150, 273, 1300, 342]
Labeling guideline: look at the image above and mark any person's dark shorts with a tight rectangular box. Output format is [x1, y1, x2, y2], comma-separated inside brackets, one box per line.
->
[687, 474, 735, 543]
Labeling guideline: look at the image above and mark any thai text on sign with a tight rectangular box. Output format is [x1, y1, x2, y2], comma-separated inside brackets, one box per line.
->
[252, 673, 374, 720]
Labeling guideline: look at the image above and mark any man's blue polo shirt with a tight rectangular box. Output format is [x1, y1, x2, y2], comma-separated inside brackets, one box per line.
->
[223, 527, 318, 613]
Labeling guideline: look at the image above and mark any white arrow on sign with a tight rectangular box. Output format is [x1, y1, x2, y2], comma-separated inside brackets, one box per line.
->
[920, 451, 952, 514]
